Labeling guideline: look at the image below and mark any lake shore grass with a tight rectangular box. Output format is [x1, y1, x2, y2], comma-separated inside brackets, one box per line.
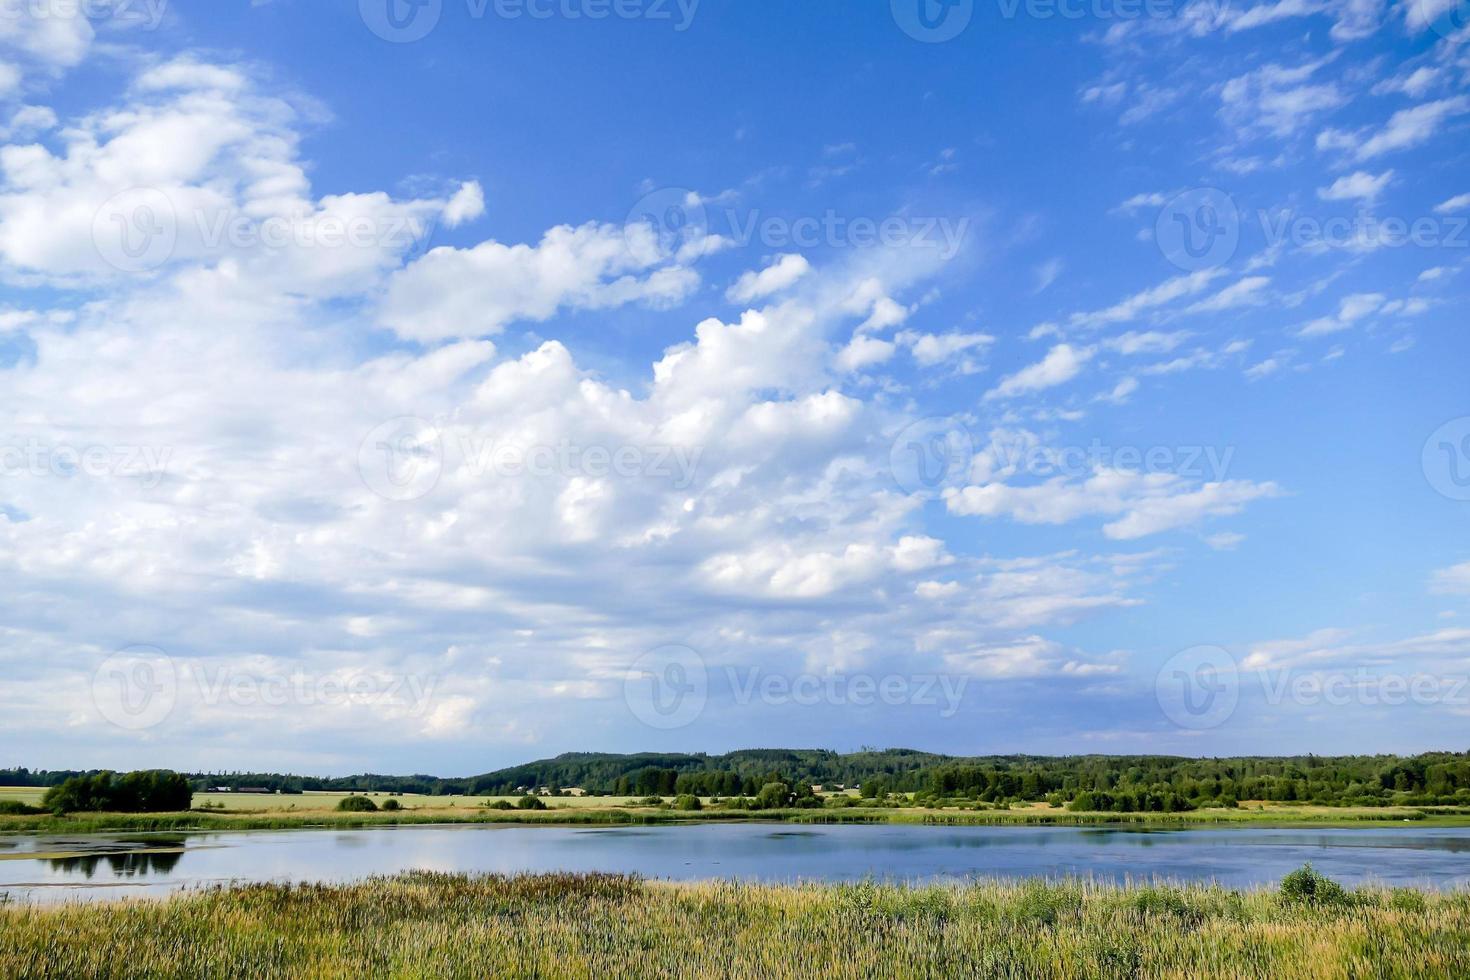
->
[2, 870, 1466, 978]
[4, 793, 1470, 835]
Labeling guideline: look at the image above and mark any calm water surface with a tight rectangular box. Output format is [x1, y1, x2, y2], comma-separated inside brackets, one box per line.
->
[3, 823, 1469, 903]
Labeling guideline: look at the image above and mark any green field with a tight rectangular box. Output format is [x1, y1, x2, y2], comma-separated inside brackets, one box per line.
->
[1, 871, 1465, 978]
[5, 784, 1469, 834]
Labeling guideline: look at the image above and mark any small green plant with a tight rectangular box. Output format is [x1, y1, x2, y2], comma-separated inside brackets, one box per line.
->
[481, 800, 514, 810]
[336, 796, 378, 813]
[672, 794, 701, 811]
[516, 794, 547, 810]
[1279, 864, 1349, 906]
[380, 799, 401, 811]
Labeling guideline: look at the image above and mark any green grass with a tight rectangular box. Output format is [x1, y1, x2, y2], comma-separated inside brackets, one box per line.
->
[6, 784, 1470, 834]
[1, 871, 1466, 978]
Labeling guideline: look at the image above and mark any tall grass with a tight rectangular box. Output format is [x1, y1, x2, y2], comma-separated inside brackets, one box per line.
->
[2, 872, 1466, 978]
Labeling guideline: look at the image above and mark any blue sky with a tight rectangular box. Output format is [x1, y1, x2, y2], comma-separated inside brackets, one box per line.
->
[0, 0, 1467, 775]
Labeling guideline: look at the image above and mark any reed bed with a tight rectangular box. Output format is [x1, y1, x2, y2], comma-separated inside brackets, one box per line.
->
[2, 871, 1467, 978]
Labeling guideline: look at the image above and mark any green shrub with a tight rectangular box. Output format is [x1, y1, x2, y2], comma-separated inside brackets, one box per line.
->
[336, 796, 378, 812]
[481, 800, 514, 810]
[1279, 864, 1349, 906]
[380, 799, 401, 811]
[0, 800, 43, 816]
[672, 794, 702, 811]
[516, 794, 547, 810]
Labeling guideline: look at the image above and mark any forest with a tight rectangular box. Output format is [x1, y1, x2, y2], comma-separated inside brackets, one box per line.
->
[7, 749, 1470, 808]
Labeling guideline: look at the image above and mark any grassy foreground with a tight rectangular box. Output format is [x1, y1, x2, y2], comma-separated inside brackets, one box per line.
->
[2, 871, 1467, 978]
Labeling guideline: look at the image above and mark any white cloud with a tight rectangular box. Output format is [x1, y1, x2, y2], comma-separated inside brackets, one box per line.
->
[946, 468, 1280, 540]
[726, 252, 810, 304]
[986, 343, 1092, 400]
[1316, 170, 1392, 204]
[1184, 276, 1271, 313]
[379, 221, 702, 341]
[1430, 562, 1470, 597]
[1434, 193, 1470, 214]
[1318, 97, 1470, 161]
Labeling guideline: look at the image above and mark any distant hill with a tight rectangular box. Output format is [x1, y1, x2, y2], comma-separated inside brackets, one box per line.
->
[7, 748, 1469, 807]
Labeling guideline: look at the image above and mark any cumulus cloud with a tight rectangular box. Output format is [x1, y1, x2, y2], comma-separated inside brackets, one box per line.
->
[986, 344, 1092, 399]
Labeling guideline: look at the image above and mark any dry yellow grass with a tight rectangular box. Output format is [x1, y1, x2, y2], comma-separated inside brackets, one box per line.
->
[1, 871, 1465, 978]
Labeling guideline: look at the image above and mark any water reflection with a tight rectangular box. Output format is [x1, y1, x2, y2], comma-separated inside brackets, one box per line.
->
[47, 849, 184, 879]
[42, 837, 187, 880]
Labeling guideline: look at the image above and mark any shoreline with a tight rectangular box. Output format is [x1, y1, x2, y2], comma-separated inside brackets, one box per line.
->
[6, 802, 1470, 836]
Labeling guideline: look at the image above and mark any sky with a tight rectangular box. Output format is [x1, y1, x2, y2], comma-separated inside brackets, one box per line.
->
[0, 0, 1467, 776]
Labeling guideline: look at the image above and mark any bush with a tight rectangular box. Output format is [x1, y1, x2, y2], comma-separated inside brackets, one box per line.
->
[0, 800, 44, 815]
[672, 794, 702, 811]
[481, 800, 514, 810]
[1279, 864, 1349, 906]
[516, 794, 547, 810]
[337, 795, 378, 812]
[43, 770, 192, 814]
[637, 796, 665, 806]
[380, 799, 401, 811]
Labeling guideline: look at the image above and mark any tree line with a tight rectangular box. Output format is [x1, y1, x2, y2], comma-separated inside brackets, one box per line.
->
[6, 750, 1470, 810]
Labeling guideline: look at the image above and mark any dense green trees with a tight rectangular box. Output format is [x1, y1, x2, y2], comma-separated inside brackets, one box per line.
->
[42, 770, 191, 814]
[10, 750, 1470, 814]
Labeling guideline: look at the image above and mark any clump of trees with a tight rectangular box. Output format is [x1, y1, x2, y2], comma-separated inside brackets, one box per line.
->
[42, 770, 192, 814]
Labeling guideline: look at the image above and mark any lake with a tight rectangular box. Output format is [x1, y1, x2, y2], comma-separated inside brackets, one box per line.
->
[3, 823, 1469, 903]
